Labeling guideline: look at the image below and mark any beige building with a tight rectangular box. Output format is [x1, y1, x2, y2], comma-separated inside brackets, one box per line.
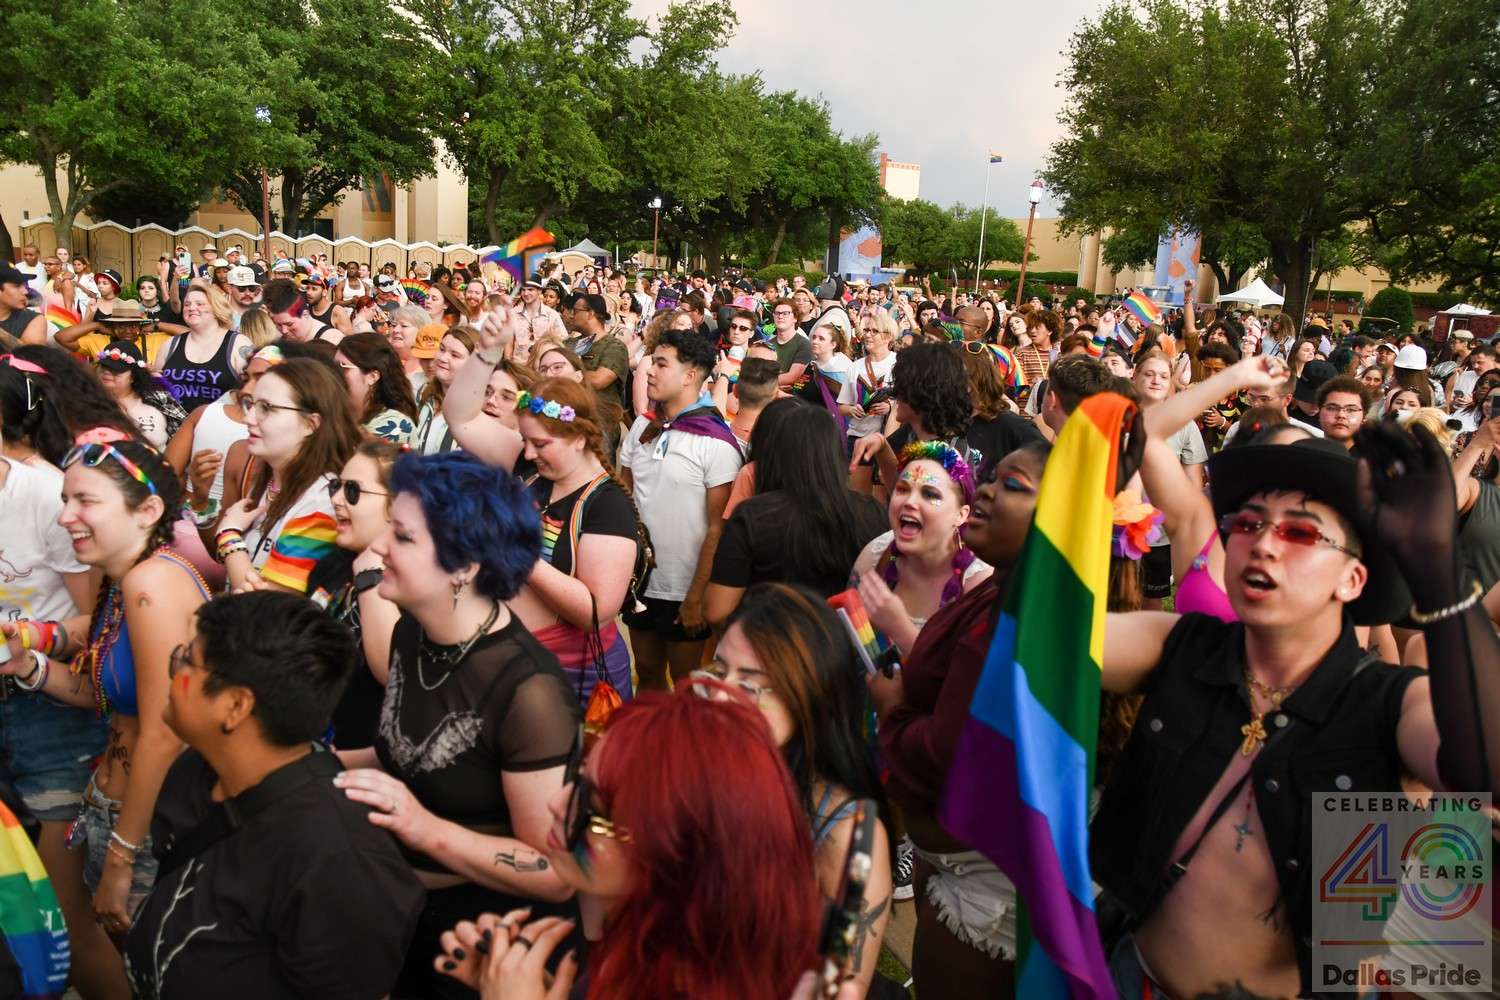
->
[878, 153, 921, 202]
[2, 155, 468, 254]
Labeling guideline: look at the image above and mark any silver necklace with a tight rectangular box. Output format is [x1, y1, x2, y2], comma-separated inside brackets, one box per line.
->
[416, 602, 501, 691]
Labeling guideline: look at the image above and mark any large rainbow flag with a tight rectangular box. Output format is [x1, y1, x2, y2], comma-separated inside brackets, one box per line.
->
[1121, 290, 1162, 329]
[940, 392, 1131, 999]
[480, 227, 555, 284]
[0, 799, 69, 998]
[45, 303, 80, 333]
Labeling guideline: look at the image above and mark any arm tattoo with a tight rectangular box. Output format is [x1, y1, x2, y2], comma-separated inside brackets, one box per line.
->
[850, 893, 890, 973]
[493, 848, 549, 872]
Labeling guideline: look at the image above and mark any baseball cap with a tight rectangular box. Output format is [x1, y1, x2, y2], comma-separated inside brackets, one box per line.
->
[1293, 360, 1338, 404]
[411, 323, 444, 359]
[228, 265, 259, 288]
[96, 340, 148, 373]
[1376, 341, 1398, 354]
[270, 259, 295, 274]
[1393, 345, 1428, 371]
[0, 264, 29, 287]
[1452, 329, 1475, 341]
[97, 268, 123, 291]
[375, 274, 399, 291]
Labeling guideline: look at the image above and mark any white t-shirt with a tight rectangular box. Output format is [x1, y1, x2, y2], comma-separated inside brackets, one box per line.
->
[0, 459, 87, 625]
[839, 353, 897, 438]
[15, 262, 44, 297]
[619, 413, 743, 601]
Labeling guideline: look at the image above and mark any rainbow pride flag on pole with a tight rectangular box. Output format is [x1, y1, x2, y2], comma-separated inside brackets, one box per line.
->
[480, 227, 555, 284]
[1121, 290, 1162, 329]
[940, 392, 1132, 999]
[0, 800, 69, 998]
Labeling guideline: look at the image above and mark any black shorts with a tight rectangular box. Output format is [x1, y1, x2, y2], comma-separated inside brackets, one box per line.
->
[623, 595, 700, 643]
[1142, 544, 1173, 599]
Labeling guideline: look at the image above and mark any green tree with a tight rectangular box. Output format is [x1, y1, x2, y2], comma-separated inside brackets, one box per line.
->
[881, 198, 959, 275]
[950, 204, 1025, 274]
[0, 0, 275, 241]
[1044, 0, 1402, 324]
[1367, 286, 1415, 332]
[221, 0, 436, 237]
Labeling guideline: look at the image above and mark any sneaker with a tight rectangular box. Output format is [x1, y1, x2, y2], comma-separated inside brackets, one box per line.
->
[892, 835, 914, 901]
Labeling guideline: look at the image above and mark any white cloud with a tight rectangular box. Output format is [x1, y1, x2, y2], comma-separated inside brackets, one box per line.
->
[631, 0, 1099, 216]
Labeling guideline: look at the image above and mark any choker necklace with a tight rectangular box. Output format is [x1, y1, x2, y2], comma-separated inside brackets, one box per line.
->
[416, 601, 501, 691]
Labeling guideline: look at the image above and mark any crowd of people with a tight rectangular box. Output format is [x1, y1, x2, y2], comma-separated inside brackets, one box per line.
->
[0, 246, 1495, 1000]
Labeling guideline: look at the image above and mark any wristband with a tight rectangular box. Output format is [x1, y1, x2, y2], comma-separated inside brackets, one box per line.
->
[14, 650, 48, 692]
[476, 350, 503, 367]
[110, 829, 143, 854]
[105, 842, 137, 866]
[218, 539, 249, 561]
[352, 567, 385, 595]
[188, 496, 221, 527]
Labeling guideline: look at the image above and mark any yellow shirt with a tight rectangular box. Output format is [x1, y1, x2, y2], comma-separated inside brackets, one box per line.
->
[72, 330, 174, 363]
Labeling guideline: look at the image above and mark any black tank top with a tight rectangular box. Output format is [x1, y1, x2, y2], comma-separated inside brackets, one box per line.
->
[160, 332, 240, 412]
[309, 303, 334, 327]
[0, 308, 39, 344]
[313, 324, 337, 342]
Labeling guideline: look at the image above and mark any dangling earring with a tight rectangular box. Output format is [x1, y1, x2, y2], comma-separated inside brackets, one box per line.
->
[451, 578, 465, 609]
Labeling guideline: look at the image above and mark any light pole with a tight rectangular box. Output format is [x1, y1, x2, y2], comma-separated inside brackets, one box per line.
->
[1014, 180, 1044, 309]
[649, 197, 662, 271]
[255, 106, 272, 260]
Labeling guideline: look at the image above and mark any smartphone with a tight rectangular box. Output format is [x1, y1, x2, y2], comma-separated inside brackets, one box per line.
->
[817, 799, 879, 996]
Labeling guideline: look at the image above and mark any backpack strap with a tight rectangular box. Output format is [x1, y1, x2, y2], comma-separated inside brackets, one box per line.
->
[563, 474, 613, 579]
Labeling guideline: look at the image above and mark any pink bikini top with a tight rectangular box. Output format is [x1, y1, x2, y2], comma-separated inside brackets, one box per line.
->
[1173, 532, 1237, 622]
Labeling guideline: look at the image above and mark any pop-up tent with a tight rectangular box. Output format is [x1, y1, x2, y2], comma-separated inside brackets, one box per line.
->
[563, 238, 611, 261]
[1216, 277, 1284, 308]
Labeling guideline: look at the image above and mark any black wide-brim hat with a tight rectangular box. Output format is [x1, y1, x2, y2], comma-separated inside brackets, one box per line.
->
[1208, 437, 1410, 625]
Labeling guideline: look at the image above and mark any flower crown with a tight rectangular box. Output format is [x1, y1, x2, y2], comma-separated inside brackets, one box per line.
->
[1111, 490, 1165, 561]
[515, 391, 575, 422]
[98, 347, 148, 370]
[897, 440, 975, 503]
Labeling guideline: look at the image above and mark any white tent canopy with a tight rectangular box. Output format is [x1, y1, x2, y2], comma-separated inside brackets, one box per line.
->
[1442, 303, 1492, 316]
[1215, 278, 1284, 308]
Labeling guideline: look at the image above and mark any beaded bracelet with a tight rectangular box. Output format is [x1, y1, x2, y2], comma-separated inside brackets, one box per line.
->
[1408, 579, 1483, 625]
[218, 538, 249, 561]
[110, 829, 143, 854]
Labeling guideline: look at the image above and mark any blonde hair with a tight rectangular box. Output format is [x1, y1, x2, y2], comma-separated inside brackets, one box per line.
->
[184, 281, 234, 329]
[1405, 407, 1454, 450]
[237, 308, 278, 349]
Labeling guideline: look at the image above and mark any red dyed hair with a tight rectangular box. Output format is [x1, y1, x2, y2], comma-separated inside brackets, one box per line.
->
[588, 690, 820, 999]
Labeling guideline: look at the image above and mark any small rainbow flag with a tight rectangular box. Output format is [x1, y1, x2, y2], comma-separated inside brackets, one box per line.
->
[400, 279, 430, 307]
[827, 589, 898, 677]
[940, 392, 1133, 999]
[46, 303, 80, 333]
[718, 354, 742, 385]
[1121, 290, 1162, 329]
[0, 799, 69, 998]
[986, 343, 1026, 389]
[989, 152, 1005, 164]
[480, 227, 555, 284]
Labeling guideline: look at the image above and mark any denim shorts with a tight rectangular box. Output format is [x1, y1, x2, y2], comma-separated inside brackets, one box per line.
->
[67, 775, 157, 918]
[0, 690, 107, 821]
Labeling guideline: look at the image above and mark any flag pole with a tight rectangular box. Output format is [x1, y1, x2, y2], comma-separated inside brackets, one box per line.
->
[975, 156, 994, 294]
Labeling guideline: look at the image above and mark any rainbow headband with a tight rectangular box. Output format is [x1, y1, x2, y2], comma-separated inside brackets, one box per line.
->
[252, 345, 287, 366]
[515, 391, 576, 422]
[897, 440, 975, 503]
[62, 428, 156, 496]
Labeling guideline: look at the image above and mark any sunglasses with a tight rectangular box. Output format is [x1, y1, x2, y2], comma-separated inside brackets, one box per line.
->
[1219, 512, 1359, 557]
[62, 443, 157, 495]
[327, 478, 387, 505]
[728, 322, 754, 332]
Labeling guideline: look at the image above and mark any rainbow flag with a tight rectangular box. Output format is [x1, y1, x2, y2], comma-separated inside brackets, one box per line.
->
[989, 152, 1005, 164]
[939, 392, 1132, 999]
[1121, 290, 1162, 329]
[401, 279, 430, 307]
[0, 800, 69, 998]
[45, 303, 80, 333]
[259, 511, 338, 593]
[986, 343, 1026, 389]
[480, 227, 555, 283]
[827, 589, 897, 676]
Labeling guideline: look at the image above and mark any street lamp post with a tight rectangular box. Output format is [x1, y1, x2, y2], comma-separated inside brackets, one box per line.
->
[1014, 180, 1044, 310]
[254, 106, 272, 260]
[649, 197, 663, 271]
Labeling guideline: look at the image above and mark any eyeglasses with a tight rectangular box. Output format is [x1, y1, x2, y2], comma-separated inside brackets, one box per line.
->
[327, 478, 387, 505]
[167, 643, 205, 679]
[1320, 403, 1364, 418]
[1219, 512, 1360, 557]
[688, 668, 775, 702]
[61, 443, 157, 496]
[244, 397, 308, 420]
[773, 310, 794, 317]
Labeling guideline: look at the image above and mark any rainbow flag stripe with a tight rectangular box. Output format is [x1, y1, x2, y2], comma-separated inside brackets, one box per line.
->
[1122, 291, 1162, 329]
[481, 227, 555, 283]
[940, 392, 1132, 999]
[260, 511, 338, 593]
[1, 801, 69, 998]
[45, 303, 80, 332]
[986, 344, 1026, 388]
[540, 513, 563, 564]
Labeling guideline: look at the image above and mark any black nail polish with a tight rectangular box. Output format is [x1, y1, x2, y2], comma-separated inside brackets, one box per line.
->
[442, 960, 456, 971]
[482, 928, 492, 941]
[476, 940, 489, 955]
[453, 947, 466, 961]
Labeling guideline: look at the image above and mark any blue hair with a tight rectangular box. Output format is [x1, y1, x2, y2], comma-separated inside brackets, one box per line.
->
[389, 452, 540, 601]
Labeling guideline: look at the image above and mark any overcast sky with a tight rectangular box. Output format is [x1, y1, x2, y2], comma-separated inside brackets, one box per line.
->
[634, 0, 1100, 218]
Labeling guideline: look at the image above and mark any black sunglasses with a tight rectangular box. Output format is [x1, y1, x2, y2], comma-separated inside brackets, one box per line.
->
[327, 478, 387, 505]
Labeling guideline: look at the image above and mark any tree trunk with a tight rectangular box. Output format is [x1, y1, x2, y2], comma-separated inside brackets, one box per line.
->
[529, 202, 558, 232]
[281, 172, 303, 239]
[698, 229, 724, 274]
[826, 212, 843, 275]
[37, 154, 77, 251]
[1269, 235, 1315, 331]
[764, 216, 789, 266]
[483, 168, 504, 245]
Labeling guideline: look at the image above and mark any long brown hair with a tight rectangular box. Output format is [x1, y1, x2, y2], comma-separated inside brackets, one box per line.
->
[337, 331, 417, 422]
[958, 344, 1010, 420]
[250, 359, 362, 528]
[417, 326, 477, 409]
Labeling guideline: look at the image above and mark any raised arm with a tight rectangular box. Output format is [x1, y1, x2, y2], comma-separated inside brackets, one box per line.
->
[445, 309, 523, 470]
[1143, 354, 1287, 440]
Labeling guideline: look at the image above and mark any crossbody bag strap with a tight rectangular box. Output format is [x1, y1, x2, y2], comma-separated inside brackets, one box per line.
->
[156, 748, 340, 878]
